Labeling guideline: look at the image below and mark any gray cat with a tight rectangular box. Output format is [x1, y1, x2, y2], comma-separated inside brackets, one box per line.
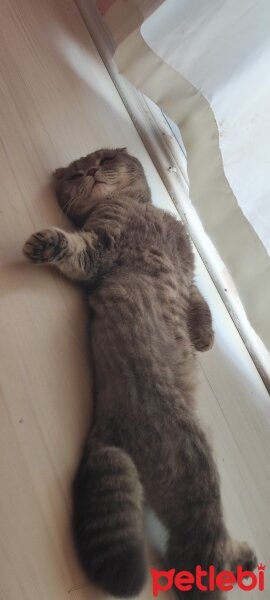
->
[23, 148, 256, 599]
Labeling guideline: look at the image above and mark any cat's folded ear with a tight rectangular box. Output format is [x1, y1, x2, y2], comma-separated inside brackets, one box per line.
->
[118, 147, 127, 153]
[54, 167, 66, 181]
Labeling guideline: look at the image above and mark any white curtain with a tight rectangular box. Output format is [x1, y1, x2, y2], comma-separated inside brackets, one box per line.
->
[97, 0, 270, 349]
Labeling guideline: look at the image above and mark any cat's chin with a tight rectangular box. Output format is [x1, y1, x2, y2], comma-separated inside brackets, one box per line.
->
[91, 181, 113, 199]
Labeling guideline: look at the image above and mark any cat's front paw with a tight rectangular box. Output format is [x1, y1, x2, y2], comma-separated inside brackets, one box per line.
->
[193, 327, 214, 352]
[23, 229, 68, 263]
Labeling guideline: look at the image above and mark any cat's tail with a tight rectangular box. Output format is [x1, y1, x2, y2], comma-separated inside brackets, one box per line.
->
[72, 441, 147, 597]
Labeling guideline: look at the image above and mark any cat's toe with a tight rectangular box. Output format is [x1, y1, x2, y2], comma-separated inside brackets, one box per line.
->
[23, 229, 67, 263]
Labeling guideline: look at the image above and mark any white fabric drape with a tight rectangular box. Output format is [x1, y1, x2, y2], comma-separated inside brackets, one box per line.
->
[98, 0, 270, 348]
[142, 0, 270, 255]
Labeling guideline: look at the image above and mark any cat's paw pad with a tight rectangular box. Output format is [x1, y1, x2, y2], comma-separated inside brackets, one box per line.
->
[23, 229, 68, 263]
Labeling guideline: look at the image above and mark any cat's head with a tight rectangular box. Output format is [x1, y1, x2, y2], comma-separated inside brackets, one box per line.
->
[54, 147, 151, 226]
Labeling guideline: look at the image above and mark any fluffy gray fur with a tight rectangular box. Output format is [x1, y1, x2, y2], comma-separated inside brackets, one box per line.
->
[23, 148, 256, 599]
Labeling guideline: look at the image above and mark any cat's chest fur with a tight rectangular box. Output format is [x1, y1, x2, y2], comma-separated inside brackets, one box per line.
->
[82, 198, 193, 294]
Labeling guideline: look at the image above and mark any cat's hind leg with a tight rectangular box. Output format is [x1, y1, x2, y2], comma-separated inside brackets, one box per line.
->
[188, 284, 214, 352]
[165, 517, 225, 599]
[73, 439, 147, 597]
[165, 523, 257, 599]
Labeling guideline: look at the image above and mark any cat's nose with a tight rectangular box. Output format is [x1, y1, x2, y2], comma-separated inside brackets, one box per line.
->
[86, 167, 99, 177]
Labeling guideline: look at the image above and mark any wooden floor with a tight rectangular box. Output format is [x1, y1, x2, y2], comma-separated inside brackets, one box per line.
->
[0, 1, 269, 598]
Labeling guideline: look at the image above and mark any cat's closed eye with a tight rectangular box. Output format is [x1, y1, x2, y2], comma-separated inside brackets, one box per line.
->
[69, 171, 84, 181]
[100, 156, 113, 166]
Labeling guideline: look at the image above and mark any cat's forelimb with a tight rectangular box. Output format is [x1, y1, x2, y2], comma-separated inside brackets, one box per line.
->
[23, 227, 100, 282]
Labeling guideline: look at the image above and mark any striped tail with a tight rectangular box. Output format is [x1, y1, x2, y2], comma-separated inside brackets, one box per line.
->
[72, 442, 146, 597]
